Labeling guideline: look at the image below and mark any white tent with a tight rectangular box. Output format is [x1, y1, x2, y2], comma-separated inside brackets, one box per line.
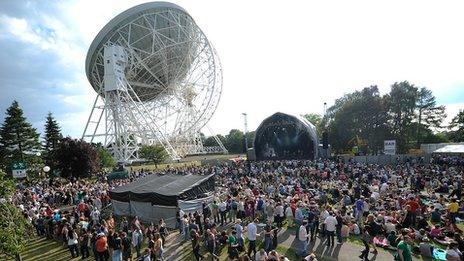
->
[433, 145, 464, 154]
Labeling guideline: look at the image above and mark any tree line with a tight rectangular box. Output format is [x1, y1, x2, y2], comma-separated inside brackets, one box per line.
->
[305, 81, 464, 154]
[0, 101, 114, 179]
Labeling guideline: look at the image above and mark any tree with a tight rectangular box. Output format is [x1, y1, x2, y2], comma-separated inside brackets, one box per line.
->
[326, 86, 390, 154]
[0, 101, 41, 172]
[43, 112, 62, 169]
[43, 112, 62, 154]
[98, 147, 115, 169]
[415, 87, 446, 144]
[449, 110, 464, 142]
[387, 81, 418, 153]
[139, 145, 168, 164]
[203, 134, 226, 147]
[302, 113, 323, 136]
[53, 137, 100, 179]
[0, 170, 30, 261]
[224, 129, 245, 153]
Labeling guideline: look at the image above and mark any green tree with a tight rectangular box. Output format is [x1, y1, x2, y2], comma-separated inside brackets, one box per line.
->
[203, 134, 227, 147]
[302, 113, 323, 136]
[98, 147, 115, 168]
[224, 129, 245, 153]
[139, 145, 168, 164]
[54, 137, 100, 179]
[43, 112, 62, 169]
[449, 110, 464, 141]
[326, 86, 389, 154]
[0, 170, 30, 261]
[43, 112, 62, 153]
[387, 81, 418, 153]
[0, 101, 41, 172]
[415, 87, 446, 144]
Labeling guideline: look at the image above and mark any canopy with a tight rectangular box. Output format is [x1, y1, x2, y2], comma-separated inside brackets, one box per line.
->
[109, 174, 214, 206]
[433, 145, 464, 154]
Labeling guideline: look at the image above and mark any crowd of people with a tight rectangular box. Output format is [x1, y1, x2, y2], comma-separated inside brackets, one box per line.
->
[7, 155, 464, 261]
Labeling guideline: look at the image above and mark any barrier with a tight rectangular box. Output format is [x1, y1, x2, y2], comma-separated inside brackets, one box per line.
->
[342, 154, 431, 165]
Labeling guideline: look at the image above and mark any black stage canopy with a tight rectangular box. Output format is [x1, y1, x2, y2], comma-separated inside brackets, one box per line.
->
[254, 112, 319, 160]
[109, 174, 215, 206]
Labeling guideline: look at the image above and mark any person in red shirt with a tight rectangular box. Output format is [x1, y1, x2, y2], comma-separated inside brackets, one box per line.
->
[406, 197, 420, 227]
[95, 233, 108, 261]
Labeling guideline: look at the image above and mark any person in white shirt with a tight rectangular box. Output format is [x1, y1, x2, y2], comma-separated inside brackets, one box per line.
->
[320, 208, 330, 237]
[298, 220, 309, 257]
[285, 204, 294, 227]
[90, 208, 100, 224]
[324, 213, 338, 247]
[274, 202, 284, 228]
[246, 219, 259, 258]
[219, 201, 227, 225]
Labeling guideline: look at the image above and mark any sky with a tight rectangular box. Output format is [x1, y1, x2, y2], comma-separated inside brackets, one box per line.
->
[1, 0, 464, 139]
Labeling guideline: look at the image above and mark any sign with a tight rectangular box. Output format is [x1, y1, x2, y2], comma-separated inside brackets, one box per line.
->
[11, 162, 27, 178]
[384, 140, 396, 155]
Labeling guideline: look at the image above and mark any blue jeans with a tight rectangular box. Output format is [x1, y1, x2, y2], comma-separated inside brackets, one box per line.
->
[112, 249, 122, 261]
[183, 226, 189, 241]
[298, 240, 307, 256]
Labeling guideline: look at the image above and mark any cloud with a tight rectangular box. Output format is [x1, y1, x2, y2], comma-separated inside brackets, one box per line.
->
[0, 0, 92, 137]
[0, 0, 464, 140]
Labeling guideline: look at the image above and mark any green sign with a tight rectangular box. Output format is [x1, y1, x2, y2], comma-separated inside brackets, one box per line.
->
[11, 161, 27, 178]
[11, 162, 27, 170]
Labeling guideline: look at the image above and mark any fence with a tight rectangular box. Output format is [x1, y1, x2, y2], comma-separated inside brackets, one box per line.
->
[340, 154, 432, 165]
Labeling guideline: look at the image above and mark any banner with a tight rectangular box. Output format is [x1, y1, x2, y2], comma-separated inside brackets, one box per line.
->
[384, 140, 396, 155]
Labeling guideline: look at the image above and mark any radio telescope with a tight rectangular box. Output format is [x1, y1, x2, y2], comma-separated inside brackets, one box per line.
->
[82, 2, 227, 163]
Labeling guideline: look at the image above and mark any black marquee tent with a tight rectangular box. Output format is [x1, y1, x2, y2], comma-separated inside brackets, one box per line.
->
[110, 174, 214, 227]
[254, 112, 319, 160]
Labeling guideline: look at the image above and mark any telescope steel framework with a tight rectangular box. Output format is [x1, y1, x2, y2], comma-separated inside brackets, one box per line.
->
[82, 2, 227, 163]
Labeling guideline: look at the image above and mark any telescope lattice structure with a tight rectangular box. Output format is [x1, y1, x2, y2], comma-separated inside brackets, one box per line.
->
[82, 2, 227, 163]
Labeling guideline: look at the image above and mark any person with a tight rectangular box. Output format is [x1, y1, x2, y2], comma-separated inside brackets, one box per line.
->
[80, 229, 91, 259]
[335, 212, 343, 244]
[206, 229, 219, 260]
[264, 220, 273, 252]
[96, 233, 109, 261]
[448, 198, 459, 224]
[418, 237, 433, 258]
[153, 233, 164, 261]
[324, 212, 338, 247]
[191, 229, 203, 261]
[158, 219, 168, 247]
[255, 249, 267, 261]
[234, 219, 244, 251]
[132, 227, 143, 258]
[227, 229, 239, 260]
[246, 219, 259, 258]
[139, 248, 151, 261]
[359, 225, 371, 260]
[67, 229, 79, 258]
[298, 220, 309, 257]
[113, 232, 123, 261]
[396, 235, 412, 261]
[285, 203, 294, 227]
[446, 242, 463, 261]
[121, 232, 132, 261]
